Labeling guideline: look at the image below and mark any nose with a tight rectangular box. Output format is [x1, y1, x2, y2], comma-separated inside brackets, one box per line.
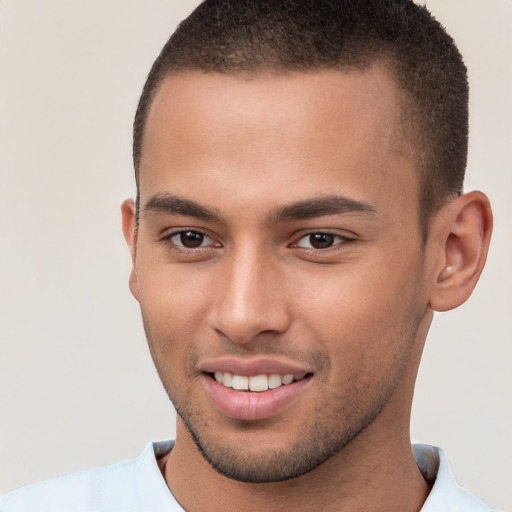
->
[207, 248, 291, 345]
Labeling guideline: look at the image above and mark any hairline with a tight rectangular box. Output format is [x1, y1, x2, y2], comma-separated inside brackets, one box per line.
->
[134, 61, 448, 242]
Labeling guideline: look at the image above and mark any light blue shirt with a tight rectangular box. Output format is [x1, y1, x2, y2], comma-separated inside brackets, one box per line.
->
[0, 442, 498, 511]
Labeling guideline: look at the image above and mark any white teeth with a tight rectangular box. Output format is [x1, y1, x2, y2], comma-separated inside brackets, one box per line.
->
[212, 371, 307, 392]
[268, 374, 282, 389]
[281, 374, 294, 385]
[231, 375, 249, 390]
[222, 372, 233, 387]
[249, 374, 268, 392]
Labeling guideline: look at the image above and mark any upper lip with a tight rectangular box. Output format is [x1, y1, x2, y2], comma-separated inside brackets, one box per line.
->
[198, 356, 312, 376]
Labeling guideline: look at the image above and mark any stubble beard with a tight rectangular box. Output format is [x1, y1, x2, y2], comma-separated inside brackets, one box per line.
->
[142, 303, 424, 484]
[173, 392, 389, 483]
[161, 345, 416, 484]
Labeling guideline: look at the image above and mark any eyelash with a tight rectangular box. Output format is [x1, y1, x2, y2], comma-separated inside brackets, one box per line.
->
[292, 231, 356, 251]
[161, 229, 219, 251]
[161, 229, 355, 253]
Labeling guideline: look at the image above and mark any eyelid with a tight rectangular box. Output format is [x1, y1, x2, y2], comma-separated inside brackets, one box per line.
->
[161, 228, 221, 249]
[291, 230, 356, 250]
[158, 227, 356, 252]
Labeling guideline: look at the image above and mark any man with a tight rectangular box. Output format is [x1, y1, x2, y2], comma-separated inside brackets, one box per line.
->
[0, 0, 498, 510]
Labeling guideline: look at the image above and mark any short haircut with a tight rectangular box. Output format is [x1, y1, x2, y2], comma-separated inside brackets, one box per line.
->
[133, 0, 469, 233]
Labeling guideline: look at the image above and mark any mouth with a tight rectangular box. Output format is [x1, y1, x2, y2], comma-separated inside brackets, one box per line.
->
[208, 371, 310, 392]
[202, 369, 313, 421]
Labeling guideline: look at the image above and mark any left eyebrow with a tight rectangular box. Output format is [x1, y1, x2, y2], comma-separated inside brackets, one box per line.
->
[271, 195, 378, 223]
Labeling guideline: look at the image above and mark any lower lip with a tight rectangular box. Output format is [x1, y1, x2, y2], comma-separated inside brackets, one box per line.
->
[203, 375, 310, 421]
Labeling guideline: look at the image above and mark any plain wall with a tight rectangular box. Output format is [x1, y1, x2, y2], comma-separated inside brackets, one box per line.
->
[0, 1, 510, 509]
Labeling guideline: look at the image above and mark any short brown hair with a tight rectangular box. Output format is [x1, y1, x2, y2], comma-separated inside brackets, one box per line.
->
[133, 0, 468, 232]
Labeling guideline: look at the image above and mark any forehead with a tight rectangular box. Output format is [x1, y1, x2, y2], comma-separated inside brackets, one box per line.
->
[139, 68, 417, 221]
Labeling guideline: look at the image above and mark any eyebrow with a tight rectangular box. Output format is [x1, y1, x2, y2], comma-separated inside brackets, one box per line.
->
[272, 195, 377, 222]
[143, 193, 223, 222]
[142, 192, 377, 224]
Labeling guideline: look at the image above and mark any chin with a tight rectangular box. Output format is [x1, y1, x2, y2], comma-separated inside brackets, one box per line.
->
[174, 401, 377, 484]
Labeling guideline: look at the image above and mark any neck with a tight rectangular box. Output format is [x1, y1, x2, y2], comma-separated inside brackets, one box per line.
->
[164, 424, 429, 512]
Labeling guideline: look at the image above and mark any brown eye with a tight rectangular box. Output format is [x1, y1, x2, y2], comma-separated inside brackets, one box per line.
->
[308, 233, 335, 249]
[181, 231, 204, 247]
[295, 232, 349, 250]
[171, 230, 207, 248]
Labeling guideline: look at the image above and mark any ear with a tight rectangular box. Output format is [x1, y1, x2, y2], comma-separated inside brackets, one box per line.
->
[428, 191, 492, 312]
[121, 198, 140, 301]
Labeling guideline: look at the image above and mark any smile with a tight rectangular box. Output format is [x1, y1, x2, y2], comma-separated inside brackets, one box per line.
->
[213, 372, 307, 392]
[204, 370, 312, 421]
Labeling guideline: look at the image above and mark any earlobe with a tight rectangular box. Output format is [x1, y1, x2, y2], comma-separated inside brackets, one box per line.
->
[121, 198, 140, 301]
[429, 191, 492, 312]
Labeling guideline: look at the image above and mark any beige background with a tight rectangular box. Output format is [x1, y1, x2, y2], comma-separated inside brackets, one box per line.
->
[0, 1, 510, 509]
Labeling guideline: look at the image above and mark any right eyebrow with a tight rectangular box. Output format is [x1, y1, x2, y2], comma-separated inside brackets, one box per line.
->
[142, 193, 223, 222]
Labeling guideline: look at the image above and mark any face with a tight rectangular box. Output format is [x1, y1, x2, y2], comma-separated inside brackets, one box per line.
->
[125, 68, 431, 483]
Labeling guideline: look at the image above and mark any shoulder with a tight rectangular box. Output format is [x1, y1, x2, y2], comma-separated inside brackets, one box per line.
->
[413, 444, 500, 512]
[0, 441, 178, 512]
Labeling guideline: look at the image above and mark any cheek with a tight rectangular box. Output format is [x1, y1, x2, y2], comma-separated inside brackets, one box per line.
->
[296, 253, 425, 363]
[136, 264, 212, 360]
[137, 254, 211, 315]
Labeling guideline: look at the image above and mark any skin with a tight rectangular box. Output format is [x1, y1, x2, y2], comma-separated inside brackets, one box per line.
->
[122, 67, 492, 511]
